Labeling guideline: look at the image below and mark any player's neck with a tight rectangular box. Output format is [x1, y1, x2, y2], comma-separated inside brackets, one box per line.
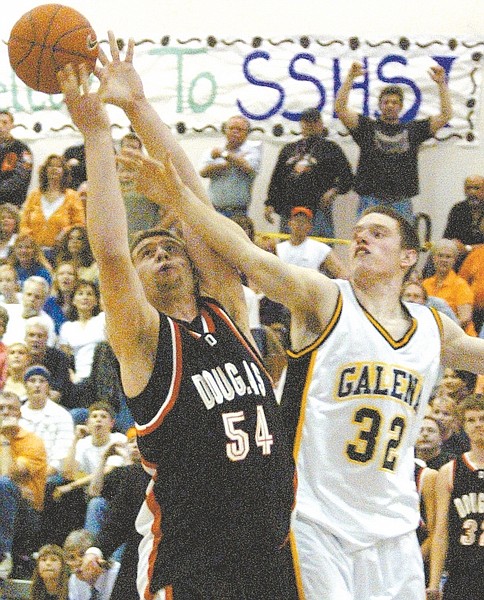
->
[157, 292, 199, 323]
[416, 447, 439, 462]
[352, 276, 403, 314]
[289, 233, 307, 246]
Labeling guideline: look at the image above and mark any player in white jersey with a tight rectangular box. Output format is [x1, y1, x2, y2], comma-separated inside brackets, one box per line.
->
[111, 112, 484, 600]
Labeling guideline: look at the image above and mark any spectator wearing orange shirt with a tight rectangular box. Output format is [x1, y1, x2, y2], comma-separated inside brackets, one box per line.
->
[458, 244, 484, 332]
[20, 155, 85, 258]
[423, 239, 477, 335]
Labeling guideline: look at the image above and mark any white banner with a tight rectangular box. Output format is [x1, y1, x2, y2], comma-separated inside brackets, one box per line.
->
[1, 34, 483, 144]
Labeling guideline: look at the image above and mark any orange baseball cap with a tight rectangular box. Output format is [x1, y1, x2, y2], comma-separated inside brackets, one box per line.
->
[290, 206, 313, 219]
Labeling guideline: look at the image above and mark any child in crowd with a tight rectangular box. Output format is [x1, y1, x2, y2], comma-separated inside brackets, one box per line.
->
[63, 530, 119, 600]
[30, 544, 70, 600]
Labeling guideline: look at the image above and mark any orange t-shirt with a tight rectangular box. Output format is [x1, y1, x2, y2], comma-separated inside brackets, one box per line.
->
[10, 427, 47, 511]
[459, 245, 484, 308]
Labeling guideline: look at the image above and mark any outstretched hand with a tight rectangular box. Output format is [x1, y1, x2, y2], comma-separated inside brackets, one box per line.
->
[95, 31, 144, 110]
[429, 65, 446, 85]
[348, 62, 365, 79]
[57, 63, 110, 135]
[116, 150, 186, 208]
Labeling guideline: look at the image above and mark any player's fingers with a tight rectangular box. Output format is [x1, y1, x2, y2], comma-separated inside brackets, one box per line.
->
[97, 45, 109, 67]
[78, 63, 90, 93]
[108, 30, 120, 61]
[125, 38, 135, 63]
[57, 64, 79, 99]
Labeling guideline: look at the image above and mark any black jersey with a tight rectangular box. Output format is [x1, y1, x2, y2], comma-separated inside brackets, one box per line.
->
[447, 453, 484, 573]
[127, 297, 296, 594]
[414, 461, 429, 546]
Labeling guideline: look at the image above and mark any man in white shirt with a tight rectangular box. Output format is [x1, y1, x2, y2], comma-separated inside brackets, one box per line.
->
[199, 115, 261, 217]
[3, 276, 56, 346]
[276, 206, 348, 278]
[20, 365, 74, 478]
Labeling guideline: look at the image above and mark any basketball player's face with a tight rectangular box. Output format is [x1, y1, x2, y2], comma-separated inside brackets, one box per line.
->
[133, 235, 194, 293]
[351, 214, 411, 279]
[463, 409, 484, 447]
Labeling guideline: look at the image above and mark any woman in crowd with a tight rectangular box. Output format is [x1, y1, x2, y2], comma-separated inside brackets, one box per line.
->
[30, 544, 70, 600]
[3, 341, 31, 401]
[8, 233, 53, 288]
[44, 261, 78, 334]
[55, 226, 98, 282]
[58, 279, 105, 393]
[0, 203, 20, 260]
[19, 154, 85, 260]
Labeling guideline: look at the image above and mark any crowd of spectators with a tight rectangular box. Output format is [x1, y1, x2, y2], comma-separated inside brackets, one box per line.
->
[0, 79, 482, 600]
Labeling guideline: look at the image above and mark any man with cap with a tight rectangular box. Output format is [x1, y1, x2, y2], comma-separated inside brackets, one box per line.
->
[20, 365, 74, 479]
[265, 107, 353, 238]
[276, 206, 349, 278]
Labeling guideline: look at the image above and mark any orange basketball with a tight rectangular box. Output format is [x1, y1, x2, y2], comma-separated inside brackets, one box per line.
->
[8, 4, 98, 94]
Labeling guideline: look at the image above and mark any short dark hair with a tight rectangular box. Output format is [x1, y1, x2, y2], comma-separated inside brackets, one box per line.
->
[88, 400, 116, 419]
[362, 205, 420, 251]
[457, 394, 484, 425]
[421, 414, 444, 438]
[129, 227, 185, 257]
[300, 108, 322, 123]
[379, 86, 404, 105]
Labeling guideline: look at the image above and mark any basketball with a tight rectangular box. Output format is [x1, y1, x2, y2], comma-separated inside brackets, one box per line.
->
[8, 4, 98, 95]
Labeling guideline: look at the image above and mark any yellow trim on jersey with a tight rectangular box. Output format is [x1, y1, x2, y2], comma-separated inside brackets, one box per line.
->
[289, 529, 306, 600]
[429, 306, 444, 342]
[292, 350, 318, 461]
[287, 292, 343, 359]
[361, 304, 417, 349]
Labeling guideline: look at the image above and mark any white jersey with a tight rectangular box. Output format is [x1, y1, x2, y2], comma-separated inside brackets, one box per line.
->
[276, 238, 331, 271]
[283, 279, 442, 550]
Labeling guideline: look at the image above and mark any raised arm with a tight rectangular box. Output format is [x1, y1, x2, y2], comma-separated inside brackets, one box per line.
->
[428, 65, 452, 135]
[119, 151, 340, 351]
[57, 64, 159, 377]
[440, 312, 484, 374]
[335, 62, 364, 131]
[94, 33, 247, 329]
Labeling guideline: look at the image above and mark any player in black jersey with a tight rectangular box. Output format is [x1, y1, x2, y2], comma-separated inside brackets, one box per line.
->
[428, 395, 484, 600]
[58, 34, 298, 600]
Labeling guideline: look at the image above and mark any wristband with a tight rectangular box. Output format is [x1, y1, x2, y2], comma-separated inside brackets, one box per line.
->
[221, 150, 229, 159]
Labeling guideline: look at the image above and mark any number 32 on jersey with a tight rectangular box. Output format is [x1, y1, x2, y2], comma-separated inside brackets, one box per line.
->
[346, 406, 407, 472]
